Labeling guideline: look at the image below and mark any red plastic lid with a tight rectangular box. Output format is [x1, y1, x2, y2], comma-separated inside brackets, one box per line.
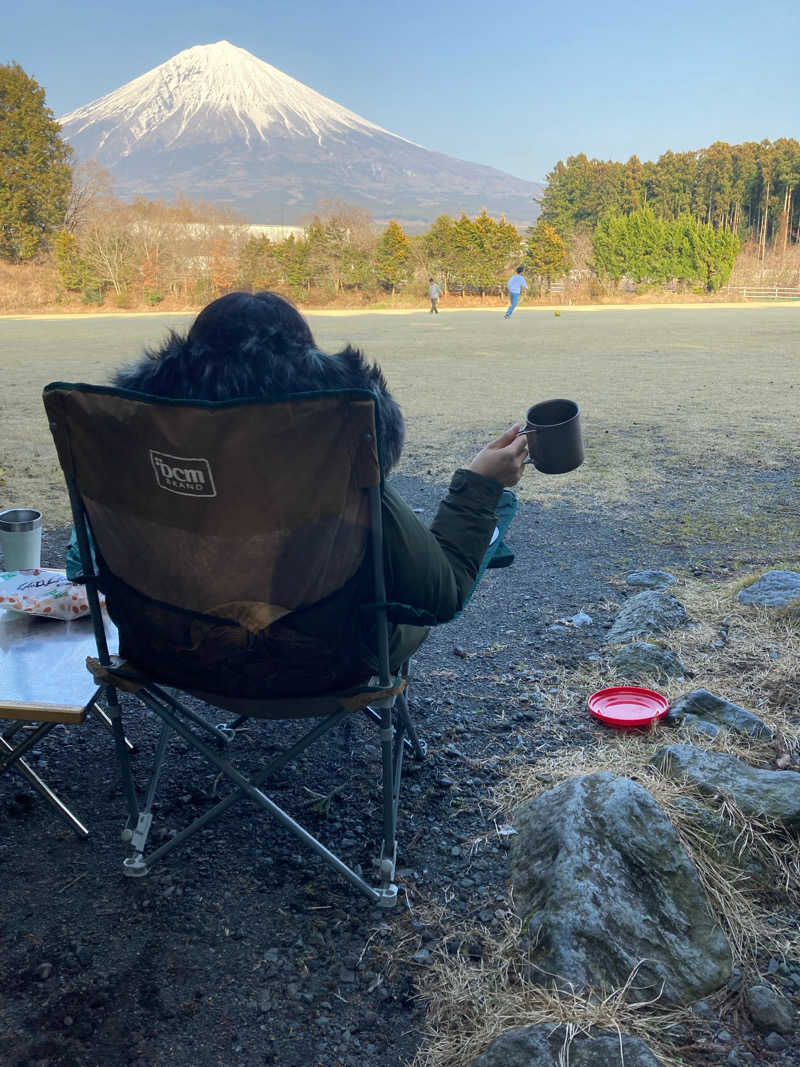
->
[588, 686, 669, 728]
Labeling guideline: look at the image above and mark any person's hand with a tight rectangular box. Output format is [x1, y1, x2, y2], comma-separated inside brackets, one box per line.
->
[468, 423, 529, 487]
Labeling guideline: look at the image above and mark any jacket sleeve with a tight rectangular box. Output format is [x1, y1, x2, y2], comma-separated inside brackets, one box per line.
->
[380, 469, 503, 624]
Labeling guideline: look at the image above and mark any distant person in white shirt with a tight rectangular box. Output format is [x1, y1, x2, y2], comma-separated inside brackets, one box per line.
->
[428, 278, 443, 314]
[504, 265, 528, 319]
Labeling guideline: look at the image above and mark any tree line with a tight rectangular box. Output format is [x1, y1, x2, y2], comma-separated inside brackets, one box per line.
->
[1, 59, 794, 306]
[540, 139, 800, 258]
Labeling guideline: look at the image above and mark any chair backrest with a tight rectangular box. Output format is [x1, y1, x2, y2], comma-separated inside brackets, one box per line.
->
[44, 384, 385, 695]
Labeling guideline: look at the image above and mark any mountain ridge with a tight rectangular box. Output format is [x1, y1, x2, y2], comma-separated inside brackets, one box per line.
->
[60, 42, 542, 230]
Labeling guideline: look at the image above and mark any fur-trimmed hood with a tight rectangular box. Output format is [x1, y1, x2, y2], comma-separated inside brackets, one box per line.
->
[113, 336, 405, 475]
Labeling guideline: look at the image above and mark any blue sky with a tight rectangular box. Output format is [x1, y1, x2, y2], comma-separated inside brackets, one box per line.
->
[5, 0, 798, 183]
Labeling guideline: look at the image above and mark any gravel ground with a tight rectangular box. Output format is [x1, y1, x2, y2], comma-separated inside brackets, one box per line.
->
[1, 470, 798, 1067]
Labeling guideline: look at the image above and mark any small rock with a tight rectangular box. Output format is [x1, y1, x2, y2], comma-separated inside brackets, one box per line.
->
[692, 998, 717, 1020]
[411, 949, 431, 965]
[34, 962, 53, 981]
[626, 569, 677, 590]
[764, 1032, 789, 1051]
[570, 612, 593, 626]
[744, 984, 795, 1033]
[453, 645, 467, 659]
[653, 746, 800, 829]
[611, 641, 686, 681]
[256, 991, 272, 1012]
[663, 1023, 690, 1043]
[667, 689, 772, 739]
[737, 570, 800, 609]
[605, 590, 691, 644]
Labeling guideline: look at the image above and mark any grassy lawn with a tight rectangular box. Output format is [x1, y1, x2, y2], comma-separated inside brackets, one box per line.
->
[1, 306, 798, 562]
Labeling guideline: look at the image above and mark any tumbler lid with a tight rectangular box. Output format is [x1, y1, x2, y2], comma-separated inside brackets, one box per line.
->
[0, 508, 43, 532]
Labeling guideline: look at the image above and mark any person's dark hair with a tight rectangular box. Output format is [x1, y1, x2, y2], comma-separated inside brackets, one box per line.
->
[113, 291, 405, 473]
[429, 277, 434, 282]
[516, 265, 525, 273]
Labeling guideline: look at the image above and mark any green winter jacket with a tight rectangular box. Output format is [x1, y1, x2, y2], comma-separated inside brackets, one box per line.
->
[67, 469, 504, 696]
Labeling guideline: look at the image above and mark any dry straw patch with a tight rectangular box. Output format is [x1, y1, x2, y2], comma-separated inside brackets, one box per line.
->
[413, 919, 692, 1067]
[411, 571, 800, 1067]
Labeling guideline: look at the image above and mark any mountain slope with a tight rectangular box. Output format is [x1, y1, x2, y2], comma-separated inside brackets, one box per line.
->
[59, 42, 542, 229]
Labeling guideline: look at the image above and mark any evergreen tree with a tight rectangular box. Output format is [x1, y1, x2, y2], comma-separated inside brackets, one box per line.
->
[451, 211, 520, 292]
[593, 208, 740, 289]
[238, 235, 281, 291]
[275, 234, 311, 297]
[0, 62, 72, 260]
[525, 220, 569, 283]
[53, 230, 99, 295]
[375, 220, 410, 293]
[424, 214, 455, 290]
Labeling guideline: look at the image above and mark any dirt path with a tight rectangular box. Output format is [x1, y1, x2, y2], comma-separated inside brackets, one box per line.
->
[2, 469, 797, 1067]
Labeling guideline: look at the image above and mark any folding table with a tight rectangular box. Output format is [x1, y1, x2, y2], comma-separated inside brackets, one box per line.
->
[0, 607, 119, 837]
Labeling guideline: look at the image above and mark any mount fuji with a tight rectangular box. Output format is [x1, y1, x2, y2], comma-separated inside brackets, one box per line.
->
[59, 41, 542, 229]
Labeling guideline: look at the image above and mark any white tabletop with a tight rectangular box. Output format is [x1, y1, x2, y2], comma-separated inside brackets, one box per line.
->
[0, 608, 118, 714]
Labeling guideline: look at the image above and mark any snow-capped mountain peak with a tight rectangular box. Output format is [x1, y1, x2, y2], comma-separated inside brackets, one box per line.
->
[59, 42, 541, 229]
[60, 41, 398, 152]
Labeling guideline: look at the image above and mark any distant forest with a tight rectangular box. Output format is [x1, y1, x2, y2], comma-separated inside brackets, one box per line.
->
[2, 53, 798, 310]
[539, 139, 800, 255]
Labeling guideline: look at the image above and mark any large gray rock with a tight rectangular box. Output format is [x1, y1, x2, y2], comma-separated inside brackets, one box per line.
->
[652, 745, 800, 830]
[512, 772, 731, 1007]
[626, 569, 677, 590]
[611, 641, 686, 681]
[605, 590, 691, 644]
[737, 570, 800, 609]
[473, 1025, 661, 1067]
[667, 689, 772, 740]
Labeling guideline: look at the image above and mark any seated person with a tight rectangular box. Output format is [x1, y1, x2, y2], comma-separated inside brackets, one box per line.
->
[69, 291, 528, 696]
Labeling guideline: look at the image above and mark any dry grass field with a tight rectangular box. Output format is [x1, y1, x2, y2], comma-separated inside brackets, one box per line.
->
[1, 305, 799, 1067]
[2, 304, 798, 564]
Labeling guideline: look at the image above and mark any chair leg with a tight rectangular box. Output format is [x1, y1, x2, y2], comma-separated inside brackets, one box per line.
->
[119, 696, 388, 905]
[378, 703, 398, 893]
[102, 686, 140, 838]
[0, 731, 89, 838]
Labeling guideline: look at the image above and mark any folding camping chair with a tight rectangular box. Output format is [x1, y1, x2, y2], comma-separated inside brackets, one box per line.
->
[0, 605, 126, 838]
[43, 382, 426, 907]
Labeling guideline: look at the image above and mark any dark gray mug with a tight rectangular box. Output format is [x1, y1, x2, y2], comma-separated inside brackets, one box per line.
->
[522, 399, 583, 474]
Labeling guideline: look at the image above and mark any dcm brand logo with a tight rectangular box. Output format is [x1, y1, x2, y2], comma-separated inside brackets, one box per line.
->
[150, 450, 217, 497]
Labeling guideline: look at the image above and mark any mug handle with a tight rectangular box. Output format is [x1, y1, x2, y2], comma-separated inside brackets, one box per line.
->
[518, 425, 537, 464]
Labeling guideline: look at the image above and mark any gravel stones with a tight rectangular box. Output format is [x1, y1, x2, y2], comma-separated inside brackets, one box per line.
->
[511, 772, 731, 1006]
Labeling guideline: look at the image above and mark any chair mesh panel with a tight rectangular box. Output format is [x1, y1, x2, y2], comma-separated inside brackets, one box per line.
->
[45, 387, 382, 696]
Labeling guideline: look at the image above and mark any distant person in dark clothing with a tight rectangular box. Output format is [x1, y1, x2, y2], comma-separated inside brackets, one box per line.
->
[428, 278, 442, 314]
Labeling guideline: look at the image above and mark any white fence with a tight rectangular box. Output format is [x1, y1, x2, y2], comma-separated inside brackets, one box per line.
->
[723, 285, 800, 300]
